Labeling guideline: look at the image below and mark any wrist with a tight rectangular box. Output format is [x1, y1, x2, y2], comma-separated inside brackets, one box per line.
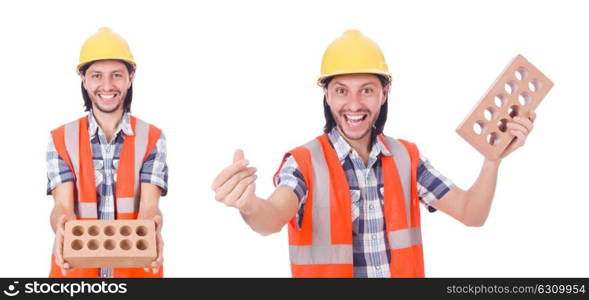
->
[240, 195, 261, 216]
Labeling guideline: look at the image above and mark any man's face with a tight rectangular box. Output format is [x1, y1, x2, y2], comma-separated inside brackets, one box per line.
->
[81, 60, 134, 114]
[325, 73, 389, 141]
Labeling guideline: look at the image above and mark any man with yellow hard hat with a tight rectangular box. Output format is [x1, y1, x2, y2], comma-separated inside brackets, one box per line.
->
[47, 27, 168, 278]
[212, 29, 535, 277]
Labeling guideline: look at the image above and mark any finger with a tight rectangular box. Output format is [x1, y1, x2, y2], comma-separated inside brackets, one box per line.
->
[235, 183, 256, 212]
[214, 167, 257, 201]
[510, 130, 526, 147]
[60, 262, 69, 276]
[233, 149, 245, 164]
[222, 175, 257, 206]
[506, 122, 529, 136]
[156, 233, 164, 263]
[54, 230, 64, 266]
[153, 215, 162, 232]
[529, 111, 537, 122]
[211, 160, 251, 190]
[513, 116, 534, 132]
[58, 215, 68, 230]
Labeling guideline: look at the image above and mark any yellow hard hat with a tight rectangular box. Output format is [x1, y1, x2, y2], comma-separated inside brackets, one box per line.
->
[319, 29, 391, 85]
[77, 27, 136, 73]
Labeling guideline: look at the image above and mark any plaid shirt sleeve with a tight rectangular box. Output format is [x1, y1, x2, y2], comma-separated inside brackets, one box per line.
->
[275, 154, 307, 229]
[417, 154, 456, 212]
[140, 132, 169, 196]
[46, 134, 75, 195]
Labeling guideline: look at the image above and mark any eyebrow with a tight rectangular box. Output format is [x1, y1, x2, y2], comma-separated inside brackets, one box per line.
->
[332, 81, 378, 88]
[87, 69, 125, 74]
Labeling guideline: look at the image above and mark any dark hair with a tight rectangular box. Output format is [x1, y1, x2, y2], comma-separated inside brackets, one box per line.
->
[79, 60, 135, 113]
[321, 74, 390, 149]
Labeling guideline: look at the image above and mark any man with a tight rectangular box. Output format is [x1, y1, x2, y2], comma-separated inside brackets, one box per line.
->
[47, 27, 168, 278]
[211, 29, 535, 277]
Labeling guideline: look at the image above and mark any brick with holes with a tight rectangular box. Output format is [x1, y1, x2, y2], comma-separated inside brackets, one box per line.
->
[456, 54, 553, 160]
[63, 220, 157, 268]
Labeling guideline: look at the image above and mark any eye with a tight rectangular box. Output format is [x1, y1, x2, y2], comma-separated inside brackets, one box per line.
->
[113, 73, 123, 78]
[362, 87, 373, 94]
[91, 74, 101, 79]
[335, 88, 346, 95]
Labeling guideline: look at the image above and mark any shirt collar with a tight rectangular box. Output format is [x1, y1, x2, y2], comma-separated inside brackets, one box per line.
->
[87, 110, 134, 138]
[327, 127, 393, 164]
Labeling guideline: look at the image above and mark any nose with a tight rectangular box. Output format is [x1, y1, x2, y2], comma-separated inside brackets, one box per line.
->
[99, 76, 115, 91]
[346, 92, 364, 111]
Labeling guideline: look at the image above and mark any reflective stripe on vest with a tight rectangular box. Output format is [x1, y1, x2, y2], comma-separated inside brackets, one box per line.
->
[283, 134, 424, 277]
[381, 136, 423, 250]
[289, 139, 353, 265]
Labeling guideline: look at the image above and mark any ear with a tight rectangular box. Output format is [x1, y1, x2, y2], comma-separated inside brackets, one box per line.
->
[382, 83, 391, 104]
[128, 72, 135, 88]
[323, 87, 332, 106]
[80, 74, 87, 90]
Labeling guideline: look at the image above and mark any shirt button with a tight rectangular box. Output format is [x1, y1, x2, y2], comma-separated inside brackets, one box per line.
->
[375, 266, 381, 270]
[371, 234, 377, 240]
[369, 204, 374, 210]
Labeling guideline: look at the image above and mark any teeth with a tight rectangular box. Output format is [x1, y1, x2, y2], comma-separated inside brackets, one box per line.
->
[99, 94, 115, 99]
[346, 115, 365, 121]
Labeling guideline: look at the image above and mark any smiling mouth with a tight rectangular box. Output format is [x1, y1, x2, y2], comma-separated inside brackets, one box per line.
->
[344, 113, 368, 125]
[97, 93, 119, 100]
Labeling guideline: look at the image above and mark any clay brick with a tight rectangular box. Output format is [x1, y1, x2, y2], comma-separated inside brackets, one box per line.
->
[63, 220, 157, 268]
[456, 54, 553, 160]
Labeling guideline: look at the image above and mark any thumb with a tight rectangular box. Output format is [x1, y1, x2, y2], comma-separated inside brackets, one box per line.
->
[233, 149, 245, 164]
[58, 215, 68, 231]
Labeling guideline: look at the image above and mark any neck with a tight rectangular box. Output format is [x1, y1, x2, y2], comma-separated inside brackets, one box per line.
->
[92, 108, 124, 142]
[338, 128, 373, 165]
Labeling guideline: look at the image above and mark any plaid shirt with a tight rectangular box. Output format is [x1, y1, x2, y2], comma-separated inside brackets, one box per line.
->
[46, 111, 168, 278]
[276, 128, 455, 278]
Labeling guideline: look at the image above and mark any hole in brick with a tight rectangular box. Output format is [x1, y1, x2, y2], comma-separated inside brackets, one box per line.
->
[515, 67, 527, 80]
[518, 92, 530, 106]
[528, 79, 541, 92]
[487, 132, 500, 146]
[508, 105, 519, 118]
[104, 226, 115, 236]
[498, 118, 508, 132]
[72, 226, 84, 236]
[494, 95, 506, 108]
[120, 226, 132, 236]
[483, 107, 495, 121]
[88, 239, 99, 250]
[136, 226, 148, 237]
[120, 240, 132, 250]
[104, 239, 115, 250]
[88, 226, 99, 236]
[71, 240, 83, 251]
[137, 239, 149, 251]
[473, 121, 484, 135]
[505, 81, 517, 95]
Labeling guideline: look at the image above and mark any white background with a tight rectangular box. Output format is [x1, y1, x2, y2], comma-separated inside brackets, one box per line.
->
[0, 0, 587, 277]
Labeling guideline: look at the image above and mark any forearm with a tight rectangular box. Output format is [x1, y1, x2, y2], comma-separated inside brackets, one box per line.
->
[137, 183, 163, 225]
[463, 158, 501, 226]
[50, 182, 76, 232]
[241, 198, 287, 236]
[241, 187, 298, 236]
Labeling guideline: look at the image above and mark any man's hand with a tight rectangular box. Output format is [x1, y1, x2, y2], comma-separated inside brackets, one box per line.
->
[144, 215, 163, 274]
[211, 149, 259, 214]
[53, 214, 73, 276]
[498, 111, 536, 160]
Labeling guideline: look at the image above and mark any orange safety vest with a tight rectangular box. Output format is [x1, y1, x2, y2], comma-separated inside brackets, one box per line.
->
[275, 134, 424, 278]
[49, 116, 163, 278]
